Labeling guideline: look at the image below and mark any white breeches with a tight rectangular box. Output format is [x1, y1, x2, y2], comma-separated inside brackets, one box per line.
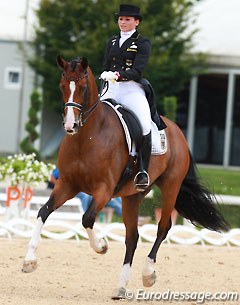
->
[102, 81, 151, 135]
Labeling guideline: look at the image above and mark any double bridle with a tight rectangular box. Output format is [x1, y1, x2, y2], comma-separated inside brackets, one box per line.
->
[62, 70, 100, 127]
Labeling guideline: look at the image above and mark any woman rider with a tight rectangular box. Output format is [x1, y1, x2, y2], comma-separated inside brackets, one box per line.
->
[100, 4, 155, 192]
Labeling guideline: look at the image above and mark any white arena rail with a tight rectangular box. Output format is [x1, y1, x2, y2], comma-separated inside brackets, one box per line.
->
[0, 192, 240, 246]
[0, 193, 84, 220]
[214, 194, 240, 206]
[0, 219, 240, 246]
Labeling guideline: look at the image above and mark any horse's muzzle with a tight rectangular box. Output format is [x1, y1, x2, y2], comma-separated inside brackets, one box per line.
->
[64, 122, 79, 135]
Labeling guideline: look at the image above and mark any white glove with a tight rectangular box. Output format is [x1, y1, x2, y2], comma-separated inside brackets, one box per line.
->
[100, 71, 119, 82]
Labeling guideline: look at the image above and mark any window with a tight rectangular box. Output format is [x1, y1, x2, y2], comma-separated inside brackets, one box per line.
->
[194, 74, 228, 165]
[4, 67, 22, 89]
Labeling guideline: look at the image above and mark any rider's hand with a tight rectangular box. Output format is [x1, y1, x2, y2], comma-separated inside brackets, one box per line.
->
[100, 71, 120, 82]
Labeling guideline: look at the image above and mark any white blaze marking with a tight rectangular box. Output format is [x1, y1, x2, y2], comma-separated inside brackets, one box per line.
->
[64, 81, 76, 130]
[69, 80, 76, 98]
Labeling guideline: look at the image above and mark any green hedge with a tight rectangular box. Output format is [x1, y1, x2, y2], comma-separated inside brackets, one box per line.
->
[139, 194, 240, 228]
[138, 166, 240, 228]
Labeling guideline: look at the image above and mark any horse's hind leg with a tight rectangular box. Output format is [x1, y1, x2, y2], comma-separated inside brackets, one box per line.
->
[22, 180, 75, 273]
[112, 194, 142, 299]
[142, 218, 171, 287]
[142, 180, 180, 287]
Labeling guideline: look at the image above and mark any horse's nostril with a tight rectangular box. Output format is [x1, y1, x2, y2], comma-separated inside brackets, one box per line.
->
[67, 129, 74, 134]
[73, 123, 79, 129]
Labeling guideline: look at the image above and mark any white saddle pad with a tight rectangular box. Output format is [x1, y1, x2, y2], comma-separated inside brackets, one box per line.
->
[151, 121, 167, 155]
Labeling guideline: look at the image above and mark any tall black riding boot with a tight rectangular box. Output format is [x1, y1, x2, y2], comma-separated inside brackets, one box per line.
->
[134, 132, 152, 191]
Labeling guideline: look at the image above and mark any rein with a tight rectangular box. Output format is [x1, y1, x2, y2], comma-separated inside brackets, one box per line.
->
[98, 79, 109, 98]
[62, 71, 100, 127]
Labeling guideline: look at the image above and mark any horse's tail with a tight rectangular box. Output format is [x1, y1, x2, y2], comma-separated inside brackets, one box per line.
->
[175, 153, 230, 232]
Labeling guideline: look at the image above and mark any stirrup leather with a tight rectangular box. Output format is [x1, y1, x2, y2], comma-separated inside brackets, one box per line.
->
[134, 170, 150, 192]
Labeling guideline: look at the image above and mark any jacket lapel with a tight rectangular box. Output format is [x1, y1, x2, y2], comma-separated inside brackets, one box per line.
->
[111, 34, 121, 56]
[120, 30, 139, 51]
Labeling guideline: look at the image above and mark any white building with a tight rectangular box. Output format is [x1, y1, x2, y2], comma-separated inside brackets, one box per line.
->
[179, 0, 240, 167]
[0, 0, 65, 157]
[0, 0, 39, 154]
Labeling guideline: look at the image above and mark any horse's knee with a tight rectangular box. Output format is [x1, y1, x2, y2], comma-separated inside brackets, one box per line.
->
[37, 197, 55, 223]
[82, 211, 96, 229]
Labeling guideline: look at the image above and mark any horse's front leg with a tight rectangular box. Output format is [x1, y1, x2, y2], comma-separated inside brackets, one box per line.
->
[82, 197, 108, 254]
[112, 194, 141, 300]
[22, 181, 75, 273]
[22, 217, 44, 273]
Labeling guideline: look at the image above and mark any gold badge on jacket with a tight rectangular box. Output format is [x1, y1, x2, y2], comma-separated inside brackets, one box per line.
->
[127, 43, 138, 52]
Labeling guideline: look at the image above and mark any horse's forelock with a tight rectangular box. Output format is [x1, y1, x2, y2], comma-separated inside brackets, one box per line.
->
[70, 61, 77, 71]
[69, 57, 82, 72]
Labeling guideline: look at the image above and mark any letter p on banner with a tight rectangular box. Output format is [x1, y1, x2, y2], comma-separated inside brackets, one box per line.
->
[6, 186, 21, 207]
[23, 187, 33, 209]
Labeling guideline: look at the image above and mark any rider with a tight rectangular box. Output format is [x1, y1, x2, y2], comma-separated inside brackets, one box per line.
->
[101, 4, 156, 191]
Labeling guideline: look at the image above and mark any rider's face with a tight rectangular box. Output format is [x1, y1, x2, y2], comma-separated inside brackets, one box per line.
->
[118, 16, 140, 32]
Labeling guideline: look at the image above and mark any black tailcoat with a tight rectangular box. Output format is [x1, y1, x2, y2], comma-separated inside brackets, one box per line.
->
[102, 30, 150, 82]
[102, 30, 166, 130]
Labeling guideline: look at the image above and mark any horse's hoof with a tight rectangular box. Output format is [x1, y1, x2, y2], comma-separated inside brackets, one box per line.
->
[96, 237, 108, 255]
[22, 260, 37, 273]
[142, 271, 156, 287]
[111, 287, 127, 300]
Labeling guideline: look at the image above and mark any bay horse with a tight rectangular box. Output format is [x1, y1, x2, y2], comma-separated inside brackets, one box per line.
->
[22, 56, 229, 299]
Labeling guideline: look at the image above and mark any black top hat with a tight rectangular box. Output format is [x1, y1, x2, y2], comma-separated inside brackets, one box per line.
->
[115, 4, 142, 21]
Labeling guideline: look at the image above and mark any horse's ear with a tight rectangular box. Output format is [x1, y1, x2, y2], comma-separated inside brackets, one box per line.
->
[81, 57, 88, 70]
[57, 55, 67, 69]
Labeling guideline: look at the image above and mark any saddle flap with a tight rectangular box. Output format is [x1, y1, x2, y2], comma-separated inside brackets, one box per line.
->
[102, 99, 143, 153]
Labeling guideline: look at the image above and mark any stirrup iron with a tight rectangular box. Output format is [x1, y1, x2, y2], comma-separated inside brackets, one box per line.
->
[134, 170, 150, 192]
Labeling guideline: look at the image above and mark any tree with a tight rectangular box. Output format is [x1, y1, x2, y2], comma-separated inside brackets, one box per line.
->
[30, 0, 120, 113]
[20, 90, 42, 159]
[30, 0, 204, 114]
[162, 96, 178, 122]
[142, 0, 205, 111]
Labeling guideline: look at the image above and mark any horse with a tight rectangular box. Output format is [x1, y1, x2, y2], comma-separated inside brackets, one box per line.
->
[22, 56, 229, 299]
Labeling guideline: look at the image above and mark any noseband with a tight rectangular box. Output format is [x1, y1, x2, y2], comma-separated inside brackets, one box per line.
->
[62, 71, 100, 127]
